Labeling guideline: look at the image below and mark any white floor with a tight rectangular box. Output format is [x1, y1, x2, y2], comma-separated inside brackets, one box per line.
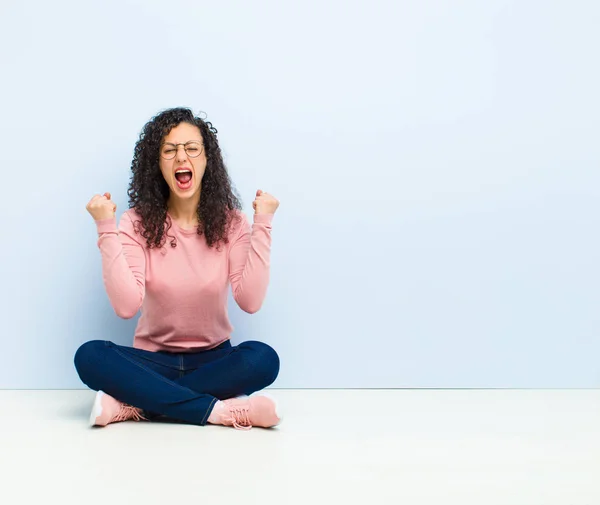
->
[1, 389, 599, 505]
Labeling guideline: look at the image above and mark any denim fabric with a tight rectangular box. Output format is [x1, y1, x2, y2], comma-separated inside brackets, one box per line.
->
[74, 339, 280, 425]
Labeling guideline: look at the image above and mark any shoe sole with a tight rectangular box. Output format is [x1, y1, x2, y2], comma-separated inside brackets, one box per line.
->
[89, 390, 105, 427]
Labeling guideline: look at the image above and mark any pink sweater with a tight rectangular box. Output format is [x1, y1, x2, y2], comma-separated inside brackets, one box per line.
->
[95, 209, 273, 353]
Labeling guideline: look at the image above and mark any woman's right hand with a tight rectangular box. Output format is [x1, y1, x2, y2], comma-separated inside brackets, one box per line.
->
[86, 192, 117, 221]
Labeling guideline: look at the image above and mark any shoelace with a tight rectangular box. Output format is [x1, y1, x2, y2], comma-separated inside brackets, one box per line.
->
[224, 406, 252, 431]
[112, 404, 147, 423]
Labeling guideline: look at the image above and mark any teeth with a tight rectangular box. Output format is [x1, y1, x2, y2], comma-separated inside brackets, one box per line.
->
[175, 169, 191, 174]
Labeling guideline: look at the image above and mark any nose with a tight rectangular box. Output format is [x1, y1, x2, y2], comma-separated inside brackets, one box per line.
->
[175, 145, 188, 163]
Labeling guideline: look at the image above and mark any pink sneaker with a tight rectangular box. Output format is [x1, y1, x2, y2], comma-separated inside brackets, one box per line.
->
[89, 391, 146, 427]
[216, 394, 282, 430]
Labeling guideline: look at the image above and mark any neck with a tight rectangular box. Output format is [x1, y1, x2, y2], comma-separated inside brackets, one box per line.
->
[167, 192, 201, 226]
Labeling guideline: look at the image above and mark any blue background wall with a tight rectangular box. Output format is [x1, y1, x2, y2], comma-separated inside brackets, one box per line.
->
[1, 0, 598, 388]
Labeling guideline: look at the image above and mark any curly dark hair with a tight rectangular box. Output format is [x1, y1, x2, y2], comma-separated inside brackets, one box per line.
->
[127, 107, 242, 250]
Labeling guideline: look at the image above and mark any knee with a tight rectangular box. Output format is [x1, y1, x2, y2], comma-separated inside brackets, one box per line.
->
[73, 340, 107, 386]
[239, 341, 280, 385]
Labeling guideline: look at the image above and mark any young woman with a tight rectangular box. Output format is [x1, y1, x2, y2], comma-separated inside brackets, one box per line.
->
[74, 107, 281, 430]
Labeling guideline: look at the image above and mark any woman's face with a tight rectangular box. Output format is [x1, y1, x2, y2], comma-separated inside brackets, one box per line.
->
[159, 122, 206, 200]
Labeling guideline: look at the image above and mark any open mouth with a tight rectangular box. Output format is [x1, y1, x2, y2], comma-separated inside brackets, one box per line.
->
[174, 169, 193, 190]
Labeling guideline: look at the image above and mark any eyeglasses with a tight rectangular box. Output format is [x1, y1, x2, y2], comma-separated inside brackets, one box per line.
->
[160, 141, 204, 160]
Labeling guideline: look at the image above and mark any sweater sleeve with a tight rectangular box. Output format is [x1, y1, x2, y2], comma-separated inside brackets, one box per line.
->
[95, 212, 146, 319]
[228, 212, 273, 314]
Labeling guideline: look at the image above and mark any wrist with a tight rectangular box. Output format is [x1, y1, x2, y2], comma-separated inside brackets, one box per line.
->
[95, 217, 117, 234]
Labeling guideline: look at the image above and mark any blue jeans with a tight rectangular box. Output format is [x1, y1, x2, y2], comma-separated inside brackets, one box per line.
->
[74, 339, 280, 425]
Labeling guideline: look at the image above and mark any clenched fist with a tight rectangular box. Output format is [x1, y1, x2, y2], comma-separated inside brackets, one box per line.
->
[86, 192, 117, 221]
[252, 190, 279, 215]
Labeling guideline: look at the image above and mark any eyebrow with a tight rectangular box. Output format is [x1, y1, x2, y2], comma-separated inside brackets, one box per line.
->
[162, 140, 201, 146]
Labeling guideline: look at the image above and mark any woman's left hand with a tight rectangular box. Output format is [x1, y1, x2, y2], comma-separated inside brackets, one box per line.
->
[253, 190, 279, 215]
